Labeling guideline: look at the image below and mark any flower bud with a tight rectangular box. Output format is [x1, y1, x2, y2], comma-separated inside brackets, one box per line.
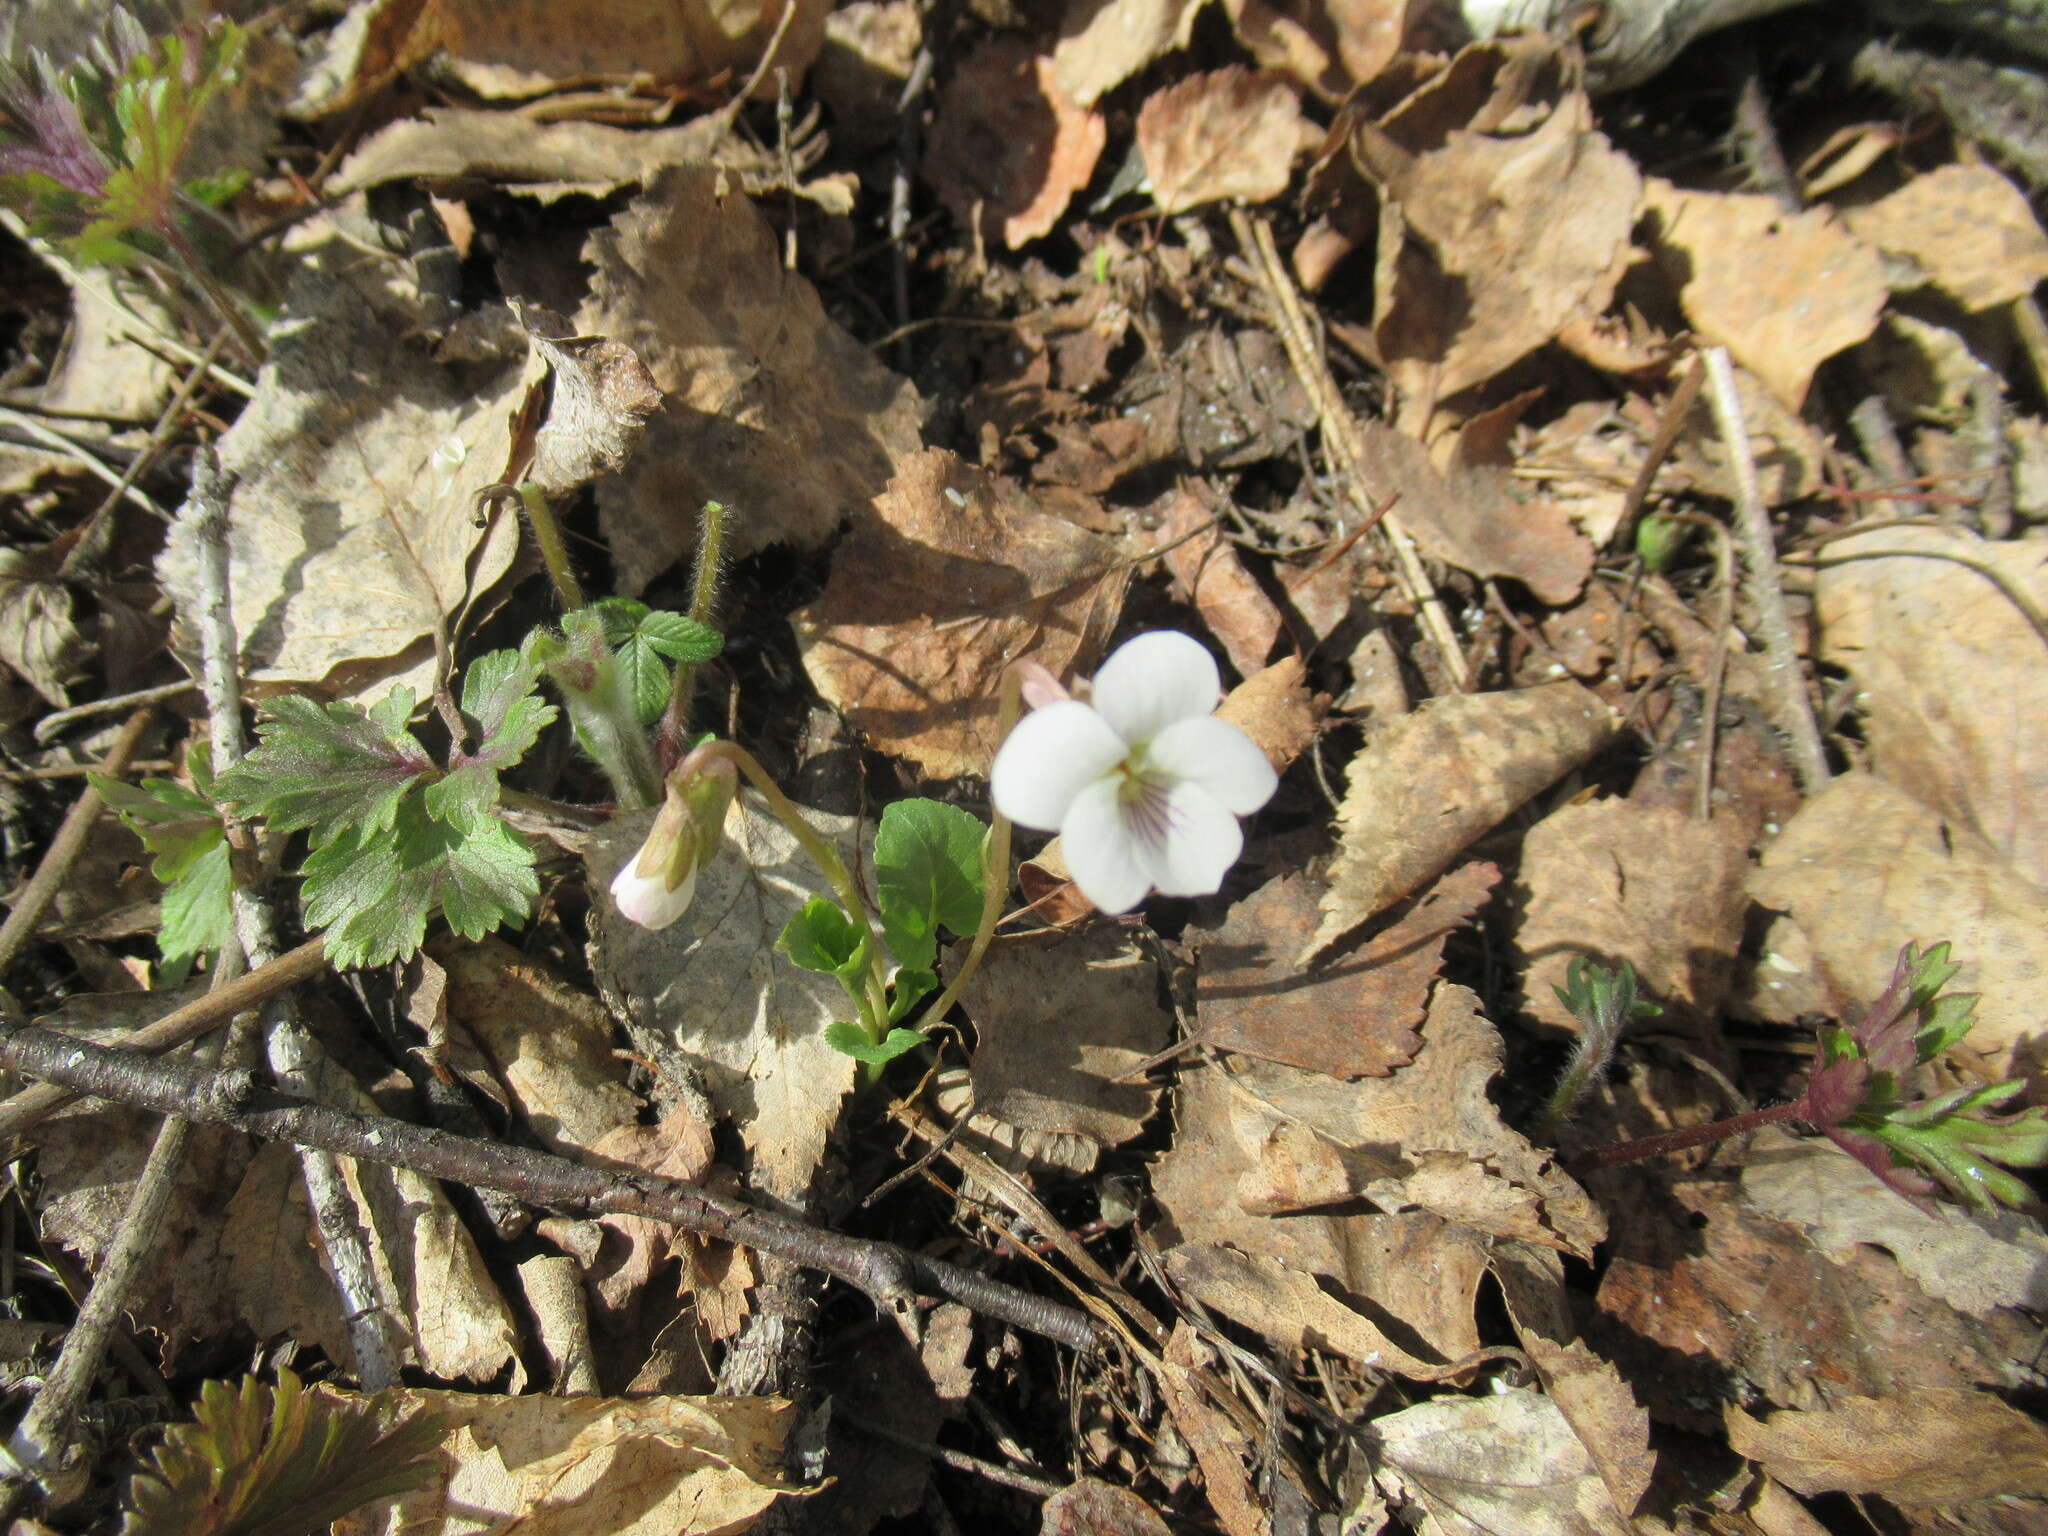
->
[609, 755, 737, 930]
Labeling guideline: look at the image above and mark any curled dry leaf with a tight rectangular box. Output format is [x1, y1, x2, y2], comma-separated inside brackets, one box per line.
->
[1841, 163, 2048, 311]
[1137, 68, 1305, 216]
[958, 927, 1172, 1172]
[1725, 1390, 2048, 1506]
[1814, 526, 2048, 887]
[1741, 1133, 2048, 1319]
[1352, 38, 1640, 420]
[1640, 177, 1887, 410]
[1515, 800, 1751, 1035]
[1350, 417, 1594, 605]
[1194, 864, 1498, 1079]
[332, 1389, 800, 1536]
[577, 165, 923, 592]
[510, 303, 664, 505]
[1310, 681, 1619, 958]
[1747, 774, 2048, 1079]
[585, 791, 862, 1204]
[793, 448, 1129, 779]
[924, 39, 1106, 249]
[157, 237, 525, 696]
[1220, 0, 1415, 102]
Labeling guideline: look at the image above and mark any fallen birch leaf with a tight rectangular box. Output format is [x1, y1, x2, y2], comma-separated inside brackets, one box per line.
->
[332, 1388, 800, 1536]
[1052, 0, 1207, 105]
[1373, 1386, 1635, 1536]
[157, 238, 525, 696]
[1194, 864, 1496, 1078]
[1163, 1243, 1450, 1377]
[1154, 490, 1282, 678]
[1814, 525, 2048, 887]
[1138, 68, 1304, 215]
[1040, 1477, 1173, 1536]
[924, 39, 1106, 249]
[1747, 774, 2048, 1078]
[1741, 1133, 2048, 1319]
[1310, 681, 1618, 957]
[1220, 0, 1413, 101]
[586, 791, 862, 1203]
[1725, 1390, 2048, 1506]
[1641, 178, 1887, 409]
[1841, 163, 2048, 311]
[792, 448, 1128, 779]
[1516, 800, 1750, 1034]
[576, 166, 924, 592]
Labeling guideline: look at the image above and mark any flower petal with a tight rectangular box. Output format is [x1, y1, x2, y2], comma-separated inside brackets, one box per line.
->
[1089, 631, 1221, 745]
[991, 700, 1129, 830]
[1134, 781, 1243, 897]
[612, 857, 697, 930]
[1147, 715, 1278, 815]
[1059, 777, 1156, 915]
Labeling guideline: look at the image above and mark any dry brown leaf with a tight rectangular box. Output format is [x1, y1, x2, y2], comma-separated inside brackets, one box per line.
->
[1040, 1478, 1173, 1536]
[1814, 526, 2048, 887]
[1194, 864, 1497, 1078]
[1350, 417, 1594, 604]
[1725, 1391, 2048, 1506]
[1137, 68, 1304, 215]
[586, 792, 862, 1203]
[1641, 178, 1887, 409]
[580, 1109, 751, 1333]
[1373, 1386, 1635, 1536]
[1741, 1132, 2048, 1319]
[1842, 163, 2048, 311]
[1052, 0, 1207, 105]
[1151, 1061, 1489, 1362]
[332, 1388, 800, 1536]
[792, 448, 1128, 778]
[924, 39, 1106, 249]
[576, 165, 923, 593]
[1747, 773, 2048, 1078]
[959, 927, 1171, 1168]
[1163, 1243, 1450, 1377]
[1154, 490, 1282, 678]
[1220, 0, 1415, 102]
[1356, 38, 1640, 417]
[1214, 654, 1320, 770]
[1159, 1324, 1268, 1536]
[1310, 681, 1619, 956]
[156, 237, 524, 696]
[1516, 800, 1750, 1034]
[435, 936, 639, 1156]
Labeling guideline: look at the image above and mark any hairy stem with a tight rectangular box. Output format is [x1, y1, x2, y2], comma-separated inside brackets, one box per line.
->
[516, 482, 587, 612]
[657, 500, 727, 771]
[1570, 1099, 1806, 1176]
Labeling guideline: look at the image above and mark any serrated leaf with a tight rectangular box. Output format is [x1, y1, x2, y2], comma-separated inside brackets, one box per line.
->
[584, 601, 722, 723]
[92, 771, 234, 976]
[823, 1021, 925, 1066]
[874, 799, 986, 973]
[215, 694, 431, 840]
[157, 838, 234, 981]
[776, 896, 869, 985]
[428, 649, 557, 825]
[119, 1365, 445, 1536]
[303, 798, 538, 968]
[635, 609, 723, 663]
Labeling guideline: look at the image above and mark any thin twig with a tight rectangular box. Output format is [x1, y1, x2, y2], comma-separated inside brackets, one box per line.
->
[0, 938, 326, 1144]
[0, 708, 156, 981]
[0, 1021, 1103, 1353]
[1700, 348, 1829, 790]
[33, 681, 197, 747]
[1230, 210, 1469, 688]
[1656, 511, 1737, 820]
[1610, 355, 1705, 554]
[837, 1409, 1063, 1498]
[0, 408, 169, 523]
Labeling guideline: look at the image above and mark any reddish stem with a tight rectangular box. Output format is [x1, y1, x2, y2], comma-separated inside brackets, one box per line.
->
[1570, 1098, 1807, 1175]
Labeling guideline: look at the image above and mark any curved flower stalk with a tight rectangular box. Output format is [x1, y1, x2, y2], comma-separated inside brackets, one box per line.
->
[609, 755, 738, 930]
[991, 631, 1277, 914]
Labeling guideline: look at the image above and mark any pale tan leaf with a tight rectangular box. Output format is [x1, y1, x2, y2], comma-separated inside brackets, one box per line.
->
[1725, 1391, 2048, 1506]
[1842, 163, 2048, 311]
[924, 40, 1107, 249]
[576, 166, 924, 593]
[1158, 1324, 1267, 1536]
[1138, 68, 1304, 216]
[1641, 178, 1887, 410]
[792, 448, 1128, 778]
[1052, 0, 1208, 105]
[1311, 682, 1618, 957]
[1214, 655, 1320, 771]
[1163, 1243, 1449, 1378]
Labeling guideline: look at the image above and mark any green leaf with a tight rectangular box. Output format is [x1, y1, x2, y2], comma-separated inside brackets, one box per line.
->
[873, 799, 986, 973]
[302, 797, 539, 968]
[823, 1021, 925, 1067]
[92, 771, 234, 977]
[635, 609, 723, 663]
[888, 967, 938, 1023]
[215, 693, 432, 840]
[776, 895, 869, 982]
[584, 600, 723, 723]
[156, 839, 234, 982]
[119, 1365, 445, 1536]
[425, 649, 557, 826]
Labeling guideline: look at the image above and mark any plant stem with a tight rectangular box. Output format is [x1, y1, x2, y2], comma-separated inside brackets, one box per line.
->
[1570, 1098, 1806, 1175]
[657, 501, 728, 771]
[163, 225, 267, 367]
[516, 482, 587, 612]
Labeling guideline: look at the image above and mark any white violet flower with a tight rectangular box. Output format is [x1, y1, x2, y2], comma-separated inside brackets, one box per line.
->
[991, 630, 1277, 915]
[610, 754, 737, 930]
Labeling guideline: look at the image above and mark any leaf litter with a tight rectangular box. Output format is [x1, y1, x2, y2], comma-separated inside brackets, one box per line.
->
[11, 3, 2048, 1533]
